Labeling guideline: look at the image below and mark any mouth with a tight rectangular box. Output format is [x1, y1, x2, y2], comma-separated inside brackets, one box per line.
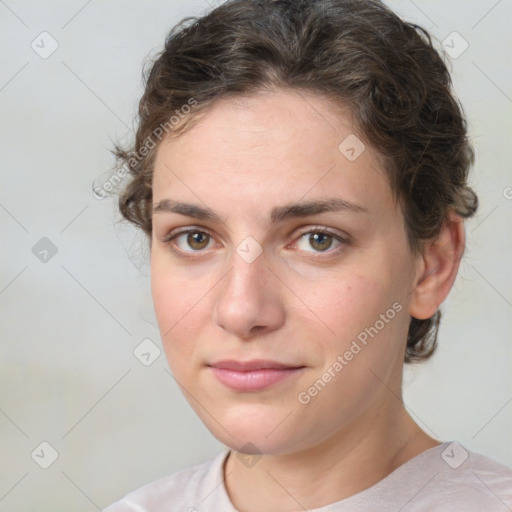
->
[208, 359, 306, 392]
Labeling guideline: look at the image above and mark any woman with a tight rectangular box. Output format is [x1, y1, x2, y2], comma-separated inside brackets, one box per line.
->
[105, 0, 512, 510]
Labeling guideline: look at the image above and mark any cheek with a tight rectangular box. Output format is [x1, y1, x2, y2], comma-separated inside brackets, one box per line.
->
[301, 273, 386, 338]
[299, 268, 408, 364]
[150, 257, 208, 365]
[150, 248, 214, 325]
[296, 274, 408, 412]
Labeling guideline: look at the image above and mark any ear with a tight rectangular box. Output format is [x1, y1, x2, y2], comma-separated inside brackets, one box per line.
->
[408, 213, 466, 320]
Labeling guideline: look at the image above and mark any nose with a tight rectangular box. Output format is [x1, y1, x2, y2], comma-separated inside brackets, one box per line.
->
[212, 249, 286, 341]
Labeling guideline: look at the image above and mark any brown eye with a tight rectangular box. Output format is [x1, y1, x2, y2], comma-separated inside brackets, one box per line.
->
[294, 229, 345, 254]
[169, 230, 215, 252]
[309, 232, 334, 251]
[186, 231, 211, 250]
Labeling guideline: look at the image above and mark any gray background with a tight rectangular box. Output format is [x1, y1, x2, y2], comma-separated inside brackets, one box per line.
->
[1, 0, 511, 510]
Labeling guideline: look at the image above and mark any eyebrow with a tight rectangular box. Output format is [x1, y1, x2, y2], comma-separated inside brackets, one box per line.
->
[152, 197, 368, 225]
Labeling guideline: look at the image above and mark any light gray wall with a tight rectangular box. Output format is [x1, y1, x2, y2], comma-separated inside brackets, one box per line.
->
[1, 1, 510, 510]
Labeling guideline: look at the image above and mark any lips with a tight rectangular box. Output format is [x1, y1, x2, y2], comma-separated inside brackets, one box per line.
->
[208, 359, 305, 392]
[210, 359, 302, 371]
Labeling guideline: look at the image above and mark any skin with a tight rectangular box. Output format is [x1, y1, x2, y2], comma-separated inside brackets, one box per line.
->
[150, 88, 465, 511]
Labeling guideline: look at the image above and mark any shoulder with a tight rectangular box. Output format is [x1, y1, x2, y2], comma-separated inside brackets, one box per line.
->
[336, 441, 512, 512]
[103, 450, 232, 512]
[397, 441, 512, 511]
[439, 443, 512, 509]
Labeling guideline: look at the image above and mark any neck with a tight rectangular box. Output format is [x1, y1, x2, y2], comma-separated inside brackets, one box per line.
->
[223, 399, 439, 512]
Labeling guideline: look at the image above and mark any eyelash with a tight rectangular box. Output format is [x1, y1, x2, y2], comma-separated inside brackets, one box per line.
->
[160, 226, 351, 258]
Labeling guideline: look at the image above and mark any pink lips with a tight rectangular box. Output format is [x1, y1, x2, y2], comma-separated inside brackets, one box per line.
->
[208, 359, 305, 392]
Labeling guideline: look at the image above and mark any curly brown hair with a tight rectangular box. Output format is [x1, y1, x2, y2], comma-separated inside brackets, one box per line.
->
[114, 0, 478, 363]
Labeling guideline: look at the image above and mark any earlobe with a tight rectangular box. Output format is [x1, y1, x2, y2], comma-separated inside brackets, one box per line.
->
[408, 213, 466, 320]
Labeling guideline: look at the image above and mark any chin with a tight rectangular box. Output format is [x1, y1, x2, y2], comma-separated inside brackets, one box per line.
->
[193, 401, 310, 455]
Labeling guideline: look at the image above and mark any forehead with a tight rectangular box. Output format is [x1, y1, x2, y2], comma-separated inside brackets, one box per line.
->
[152, 88, 393, 217]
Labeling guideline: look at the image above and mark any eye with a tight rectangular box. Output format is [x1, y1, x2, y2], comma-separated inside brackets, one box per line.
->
[167, 229, 216, 252]
[160, 226, 349, 257]
[293, 229, 347, 254]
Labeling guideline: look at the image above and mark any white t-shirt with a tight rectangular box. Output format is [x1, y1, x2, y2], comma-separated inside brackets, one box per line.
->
[104, 441, 512, 511]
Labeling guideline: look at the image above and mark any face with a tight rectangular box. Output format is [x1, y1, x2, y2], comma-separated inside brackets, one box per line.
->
[150, 89, 421, 455]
